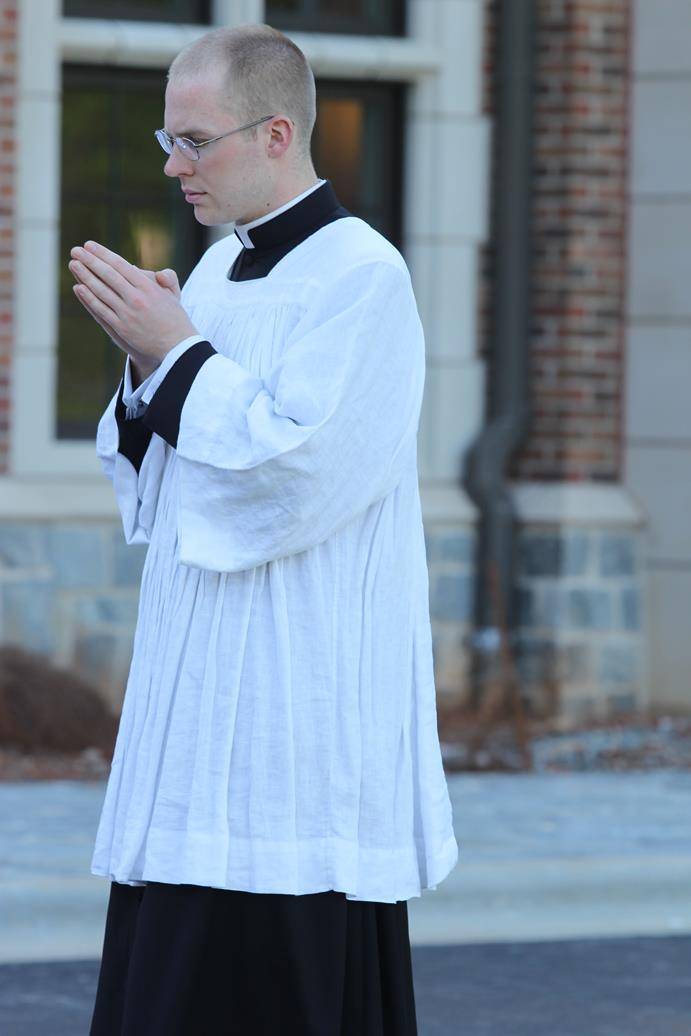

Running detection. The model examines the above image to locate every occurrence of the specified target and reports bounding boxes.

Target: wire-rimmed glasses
[154,114,276,161]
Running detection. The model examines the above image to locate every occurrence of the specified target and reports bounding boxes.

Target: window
[313,80,405,248]
[57,68,403,439]
[266,0,405,36]
[63,0,210,23]
[57,65,207,440]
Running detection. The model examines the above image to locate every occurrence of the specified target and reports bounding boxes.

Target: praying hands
[68,240,199,374]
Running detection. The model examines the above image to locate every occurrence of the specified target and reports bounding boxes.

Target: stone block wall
[0,519,146,713]
[1,517,477,715]
[425,523,476,703]
[0,515,649,721]
[514,524,647,719]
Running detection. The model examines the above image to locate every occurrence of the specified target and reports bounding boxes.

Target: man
[73,23,458,1036]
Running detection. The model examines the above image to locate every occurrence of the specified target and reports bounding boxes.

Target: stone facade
[471,0,651,719]
[1,0,684,722]
[1,518,476,716]
[425,523,476,703]
[0,520,145,713]
[514,524,646,719]
[625,0,691,709]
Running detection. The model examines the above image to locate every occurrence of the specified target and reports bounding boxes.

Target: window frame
[57,62,207,440]
[313,77,405,250]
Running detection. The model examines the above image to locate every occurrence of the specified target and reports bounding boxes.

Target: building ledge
[511,482,646,528]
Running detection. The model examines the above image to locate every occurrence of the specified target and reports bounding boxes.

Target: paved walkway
[1,771,690,1032]
[2,935,690,1035]
[1,771,690,961]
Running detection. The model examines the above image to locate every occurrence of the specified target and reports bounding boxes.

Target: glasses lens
[154,131,199,160]
[155,129,172,154]
[177,137,199,161]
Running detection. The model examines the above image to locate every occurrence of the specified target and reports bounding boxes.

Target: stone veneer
[424,523,476,703]
[0,517,647,722]
[514,525,646,719]
[0,520,146,713]
[1,518,478,716]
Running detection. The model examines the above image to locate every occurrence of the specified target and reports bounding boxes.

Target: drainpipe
[464,0,536,705]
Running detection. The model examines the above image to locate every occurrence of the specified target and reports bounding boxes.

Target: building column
[484,0,647,719]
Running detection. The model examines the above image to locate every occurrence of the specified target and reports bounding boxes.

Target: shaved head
[167,23,317,163]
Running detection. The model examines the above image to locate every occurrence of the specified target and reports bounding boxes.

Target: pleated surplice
[91,220,459,904]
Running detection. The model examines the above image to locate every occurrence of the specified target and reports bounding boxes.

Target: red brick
[480,0,630,482]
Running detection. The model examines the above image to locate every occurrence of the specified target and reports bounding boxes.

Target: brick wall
[0,0,15,475]
[481,0,632,482]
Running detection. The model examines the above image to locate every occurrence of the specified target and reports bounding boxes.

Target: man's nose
[163,147,195,178]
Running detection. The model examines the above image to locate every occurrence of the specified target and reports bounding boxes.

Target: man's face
[162,66,273,226]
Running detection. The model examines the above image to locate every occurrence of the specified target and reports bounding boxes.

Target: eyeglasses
[154,114,276,162]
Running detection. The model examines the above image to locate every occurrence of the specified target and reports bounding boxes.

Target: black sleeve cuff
[115,377,154,476]
[142,340,217,449]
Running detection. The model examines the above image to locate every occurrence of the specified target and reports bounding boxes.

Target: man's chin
[193,207,215,226]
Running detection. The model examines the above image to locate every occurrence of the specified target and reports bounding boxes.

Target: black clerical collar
[227,179,351,282]
[233,180,341,253]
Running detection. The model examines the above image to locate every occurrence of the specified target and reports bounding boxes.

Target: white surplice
[90,207,459,903]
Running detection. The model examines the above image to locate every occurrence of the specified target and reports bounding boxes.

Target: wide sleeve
[95,336,205,544]
[95,369,168,545]
[140,259,426,572]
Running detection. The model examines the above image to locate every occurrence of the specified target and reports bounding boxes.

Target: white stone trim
[59,20,440,78]
[282,32,439,79]
[511,483,646,528]
[0,477,117,519]
[420,484,478,524]
[0,476,479,524]
[215,0,264,25]
[12,0,82,477]
[404,0,489,488]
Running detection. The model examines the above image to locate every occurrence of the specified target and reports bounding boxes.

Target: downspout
[464,0,536,705]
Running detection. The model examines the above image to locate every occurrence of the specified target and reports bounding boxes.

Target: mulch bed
[0,746,111,782]
[1,711,690,780]
[438,706,691,773]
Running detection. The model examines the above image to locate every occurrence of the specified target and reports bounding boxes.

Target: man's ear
[267,116,294,159]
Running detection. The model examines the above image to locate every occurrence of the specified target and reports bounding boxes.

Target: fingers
[69,246,141,306]
[72,282,119,328]
[69,257,124,313]
[74,286,111,329]
[79,240,144,289]
[74,287,127,352]
[69,240,154,309]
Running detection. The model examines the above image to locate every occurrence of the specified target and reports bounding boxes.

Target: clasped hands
[68,240,199,377]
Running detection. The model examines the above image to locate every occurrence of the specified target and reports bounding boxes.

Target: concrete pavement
[1,770,690,961]
[1,771,691,1034]
[2,935,691,1035]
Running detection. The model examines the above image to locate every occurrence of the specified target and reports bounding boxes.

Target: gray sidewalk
[2,935,691,1036]
[1,770,690,962]
[1,771,691,1035]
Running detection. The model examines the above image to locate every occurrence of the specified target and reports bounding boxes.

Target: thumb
[155,268,181,297]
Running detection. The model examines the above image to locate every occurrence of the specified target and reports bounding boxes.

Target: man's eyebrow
[167,128,213,139]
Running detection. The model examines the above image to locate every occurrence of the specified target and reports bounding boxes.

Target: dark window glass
[57,65,206,441]
[266,0,405,36]
[313,80,404,248]
[63,0,210,23]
